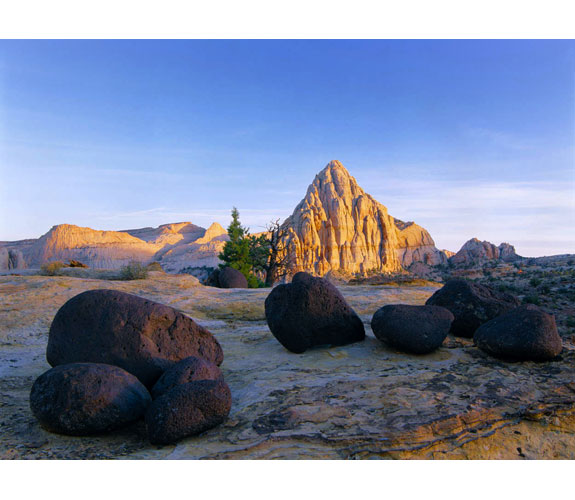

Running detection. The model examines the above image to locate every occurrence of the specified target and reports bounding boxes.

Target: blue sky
[0,40,573,256]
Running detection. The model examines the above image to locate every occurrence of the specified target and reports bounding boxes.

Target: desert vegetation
[218,208,293,287]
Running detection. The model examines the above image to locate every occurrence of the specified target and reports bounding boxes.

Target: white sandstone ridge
[450,238,521,266]
[280,160,449,276]
[0,222,229,272]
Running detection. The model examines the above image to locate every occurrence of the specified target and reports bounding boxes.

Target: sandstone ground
[1,272,574,459]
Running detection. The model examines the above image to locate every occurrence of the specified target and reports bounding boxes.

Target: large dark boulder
[218,267,248,289]
[146,379,232,445]
[474,305,562,361]
[151,356,224,399]
[371,304,454,354]
[425,279,520,338]
[265,272,365,353]
[47,289,224,387]
[30,363,151,436]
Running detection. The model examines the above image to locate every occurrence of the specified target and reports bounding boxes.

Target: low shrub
[119,261,149,280]
[146,262,164,272]
[523,294,541,306]
[41,261,65,276]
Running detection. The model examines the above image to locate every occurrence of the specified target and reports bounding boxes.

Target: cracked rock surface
[1,272,574,459]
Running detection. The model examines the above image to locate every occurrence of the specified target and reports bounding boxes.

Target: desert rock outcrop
[280,160,447,276]
[450,238,521,266]
[0,221,229,272]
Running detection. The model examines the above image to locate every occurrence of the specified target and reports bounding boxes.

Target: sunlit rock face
[1,222,229,271]
[281,160,445,276]
[394,219,449,267]
[450,238,521,267]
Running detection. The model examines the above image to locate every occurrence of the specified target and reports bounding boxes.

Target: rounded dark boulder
[47,289,224,387]
[30,362,151,436]
[474,304,562,361]
[146,379,232,445]
[205,268,220,287]
[425,279,520,338]
[264,272,365,353]
[371,304,454,354]
[151,356,224,399]
[218,267,248,289]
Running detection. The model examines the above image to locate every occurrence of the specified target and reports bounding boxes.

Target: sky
[0,39,574,256]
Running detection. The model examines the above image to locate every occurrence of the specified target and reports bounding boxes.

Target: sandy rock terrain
[1,272,574,459]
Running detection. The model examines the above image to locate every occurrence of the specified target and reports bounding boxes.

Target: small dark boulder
[218,267,248,289]
[151,356,224,399]
[371,304,454,354]
[30,363,151,436]
[265,272,365,353]
[47,289,223,387]
[146,379,232,445]
[204,268,220,287]
[425,279,520,337]
[474,304,562,361]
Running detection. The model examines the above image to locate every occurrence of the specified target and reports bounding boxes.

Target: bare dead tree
[262,219,295,286]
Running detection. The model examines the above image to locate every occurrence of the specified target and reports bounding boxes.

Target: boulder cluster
[30,289,231,445]
[265,274,563,362]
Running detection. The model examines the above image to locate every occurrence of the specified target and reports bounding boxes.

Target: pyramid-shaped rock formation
[280,160,447,276]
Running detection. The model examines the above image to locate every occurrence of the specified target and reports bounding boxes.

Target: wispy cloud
[464,126,535,151]
[365,175,575,256]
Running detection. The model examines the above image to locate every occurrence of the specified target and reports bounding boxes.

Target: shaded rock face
[371,304,454,354]
[218,267,248,289]
[265,272,365,353]
[426,279,521,338]
[47,289,223,386]
[0,248,26,270]
[146,379,232,445]
[280,160,445,276]
[29,363,151,436]
[474,305,562,361]
[450,238,521,267]
[151,356,224,399]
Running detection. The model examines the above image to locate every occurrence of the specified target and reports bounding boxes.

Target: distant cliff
[0,222,229,271]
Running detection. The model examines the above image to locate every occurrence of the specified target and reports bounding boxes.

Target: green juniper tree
[219,207,261,288]
[219,208,294,287]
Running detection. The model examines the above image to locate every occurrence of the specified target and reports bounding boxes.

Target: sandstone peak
[281,160,447,276]
[194,222,228,244]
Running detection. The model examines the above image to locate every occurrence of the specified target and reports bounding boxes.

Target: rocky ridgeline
[0,221,229,272]
[30,290,231,445]
[449,238,521,267]
[265,273,562,361]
